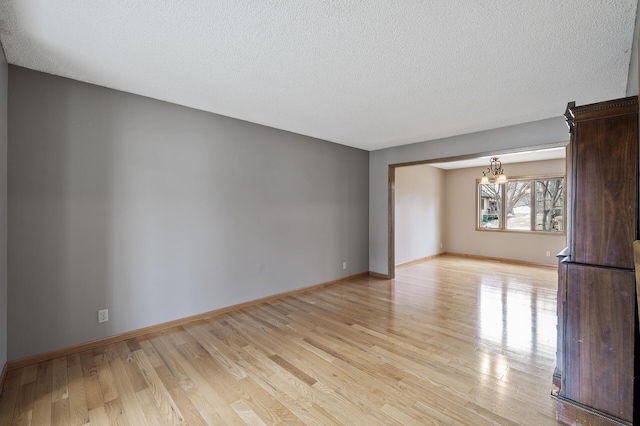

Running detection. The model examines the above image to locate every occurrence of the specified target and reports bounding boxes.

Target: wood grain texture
[557,96,638,426]
[556,398,630,426]
[562,264,635,421]
[568,96,638,269]
[443,251,558,268]
[3,272,370,372]
[0,256,562,425]
[368,271,389,279]
[635,240,640,331]
[394,253,443,268]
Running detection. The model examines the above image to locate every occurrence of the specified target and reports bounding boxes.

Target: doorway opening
[387,146,567,279]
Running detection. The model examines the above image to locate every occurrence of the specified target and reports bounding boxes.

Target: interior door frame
[386,144,567,279]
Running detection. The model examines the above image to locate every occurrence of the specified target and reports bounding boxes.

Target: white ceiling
[428,147,565,170]
[0,1,636,151]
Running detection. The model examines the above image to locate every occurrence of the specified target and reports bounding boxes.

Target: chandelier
[480,157,507,184]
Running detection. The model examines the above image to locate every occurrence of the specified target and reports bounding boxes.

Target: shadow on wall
[7,68,369,360]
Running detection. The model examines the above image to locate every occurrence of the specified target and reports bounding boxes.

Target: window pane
[479,183,502,229]
[535,179,564,232]
[506,181,531,230]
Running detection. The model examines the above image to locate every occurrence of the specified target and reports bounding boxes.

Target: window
[478,176,564,233]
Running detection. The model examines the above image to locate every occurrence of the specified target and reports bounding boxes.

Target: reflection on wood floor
[0,255,562,425]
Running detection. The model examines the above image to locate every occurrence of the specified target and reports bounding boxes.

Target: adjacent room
[0,1,638,425]
[393,149,567,272]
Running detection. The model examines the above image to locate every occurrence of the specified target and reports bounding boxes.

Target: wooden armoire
[555,96,639,425]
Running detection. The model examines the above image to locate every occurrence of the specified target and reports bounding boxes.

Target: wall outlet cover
[98,309,108,323]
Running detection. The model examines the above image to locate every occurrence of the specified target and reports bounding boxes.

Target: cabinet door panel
[563,264,635,422]
[572,113,637,269]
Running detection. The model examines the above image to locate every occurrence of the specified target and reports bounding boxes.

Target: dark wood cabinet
[564,264,635,420]
[555,96,638,426]
[570,98,638,269]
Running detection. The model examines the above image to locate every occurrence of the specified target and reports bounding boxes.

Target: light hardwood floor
[0,256,562,425]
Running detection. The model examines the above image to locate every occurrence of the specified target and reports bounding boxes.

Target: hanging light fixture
[481,157,507,183]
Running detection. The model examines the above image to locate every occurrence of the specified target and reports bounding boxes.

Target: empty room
[0,1,638,425]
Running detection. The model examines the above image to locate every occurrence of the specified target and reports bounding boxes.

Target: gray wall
[370,117,569,275]
[627,0,640,96]
[0,45,7,371]
[7,66,369,360]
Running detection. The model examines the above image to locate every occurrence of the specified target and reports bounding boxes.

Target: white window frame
[476,174,565,234]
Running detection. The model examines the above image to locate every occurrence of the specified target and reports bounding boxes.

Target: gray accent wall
[370,118,569,275]
[0,45,8,371]
[7,66,369,360]
[627,0,640,96]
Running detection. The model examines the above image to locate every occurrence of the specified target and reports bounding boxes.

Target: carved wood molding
[566,96,638,124]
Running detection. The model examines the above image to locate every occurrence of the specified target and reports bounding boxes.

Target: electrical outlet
[546,251,551,257]
[98,309,108,323]
[343,261,347,269]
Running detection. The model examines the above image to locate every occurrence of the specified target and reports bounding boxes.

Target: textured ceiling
[0,1,636,151]
[429,147,565,170]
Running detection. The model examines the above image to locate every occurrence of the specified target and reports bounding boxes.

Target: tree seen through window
[478,176,564,233]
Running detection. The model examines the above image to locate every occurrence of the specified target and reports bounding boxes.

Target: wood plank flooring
[0,256,562,425]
